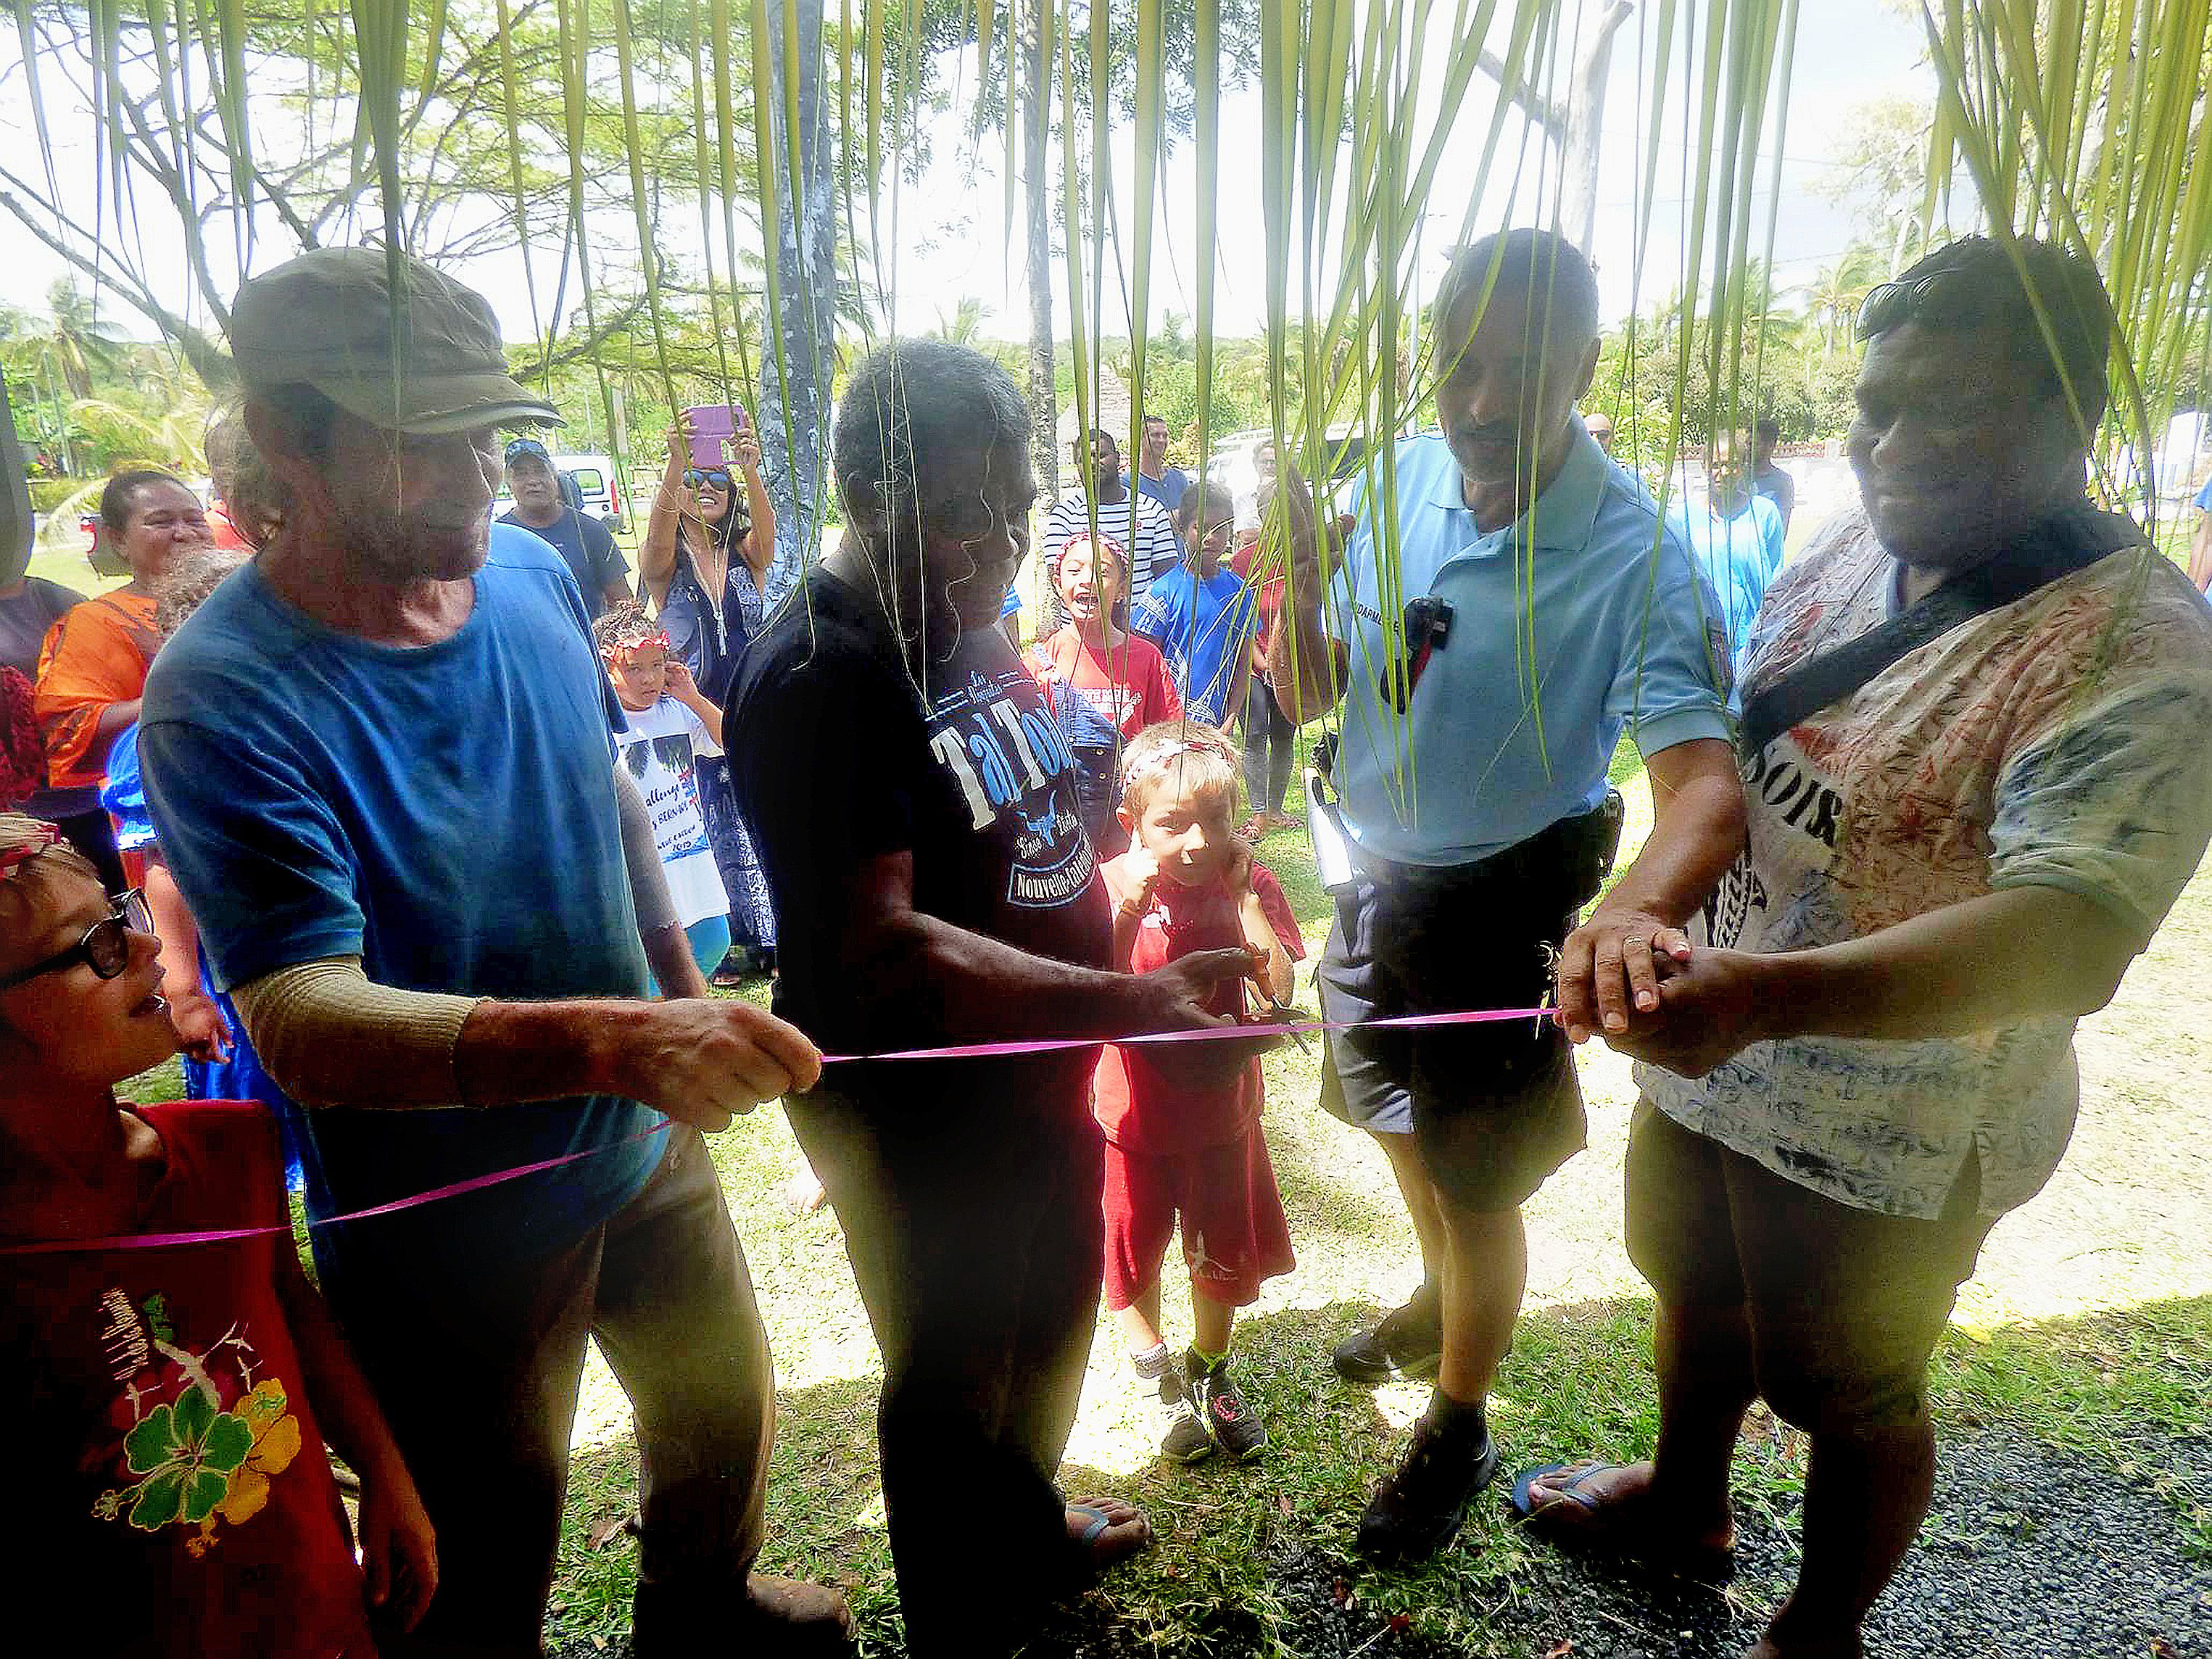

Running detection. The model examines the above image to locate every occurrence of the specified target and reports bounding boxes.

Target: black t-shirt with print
[729,565,1111,1120]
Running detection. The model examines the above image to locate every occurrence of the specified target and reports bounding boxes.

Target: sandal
[1509,1460,1736,1584]
[1238,813,1269,842]
[1065,1496,1151,1576]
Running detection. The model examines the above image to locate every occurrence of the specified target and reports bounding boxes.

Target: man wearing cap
[138,247,852,1656]
[501,436,631,620]
[1269,227,1744,1563]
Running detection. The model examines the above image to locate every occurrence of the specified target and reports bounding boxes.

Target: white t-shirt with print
[1643,507,2212,1221]
[612,695,732,930]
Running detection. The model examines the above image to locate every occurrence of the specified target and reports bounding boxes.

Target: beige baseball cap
[228,247,562,436]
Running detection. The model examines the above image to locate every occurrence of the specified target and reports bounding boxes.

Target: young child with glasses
[1094,722,1305,1465]
[0,812,436,1654]
[592,603,735,979]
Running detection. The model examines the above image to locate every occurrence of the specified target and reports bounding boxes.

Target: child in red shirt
[0,814,436,1657]
[1095,724,1303,1463]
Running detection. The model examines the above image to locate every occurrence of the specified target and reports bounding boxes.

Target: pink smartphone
[684,404,747,469]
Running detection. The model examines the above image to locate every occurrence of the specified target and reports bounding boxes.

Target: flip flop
[1509,1460,1736,1584]
[1065,1498,1152,1567]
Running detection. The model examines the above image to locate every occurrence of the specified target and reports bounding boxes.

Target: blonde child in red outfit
[1095,724,1304,1463]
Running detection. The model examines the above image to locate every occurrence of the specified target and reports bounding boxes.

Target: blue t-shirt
[1127,467,1192,518]
[2195,476,2212,513]
[98,721,155,854]
[138,526,662,1276]
[1131,564,1258,727]
[1665,491,1785,665]
[1330,430,1731,866]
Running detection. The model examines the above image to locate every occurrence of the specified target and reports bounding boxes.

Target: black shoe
[1333,1283,1443,1383]
[711,948,754,989]
[1356,1415,1500,1564]
[1188,1350,1268,1462]
[1151,1360,1216,1463]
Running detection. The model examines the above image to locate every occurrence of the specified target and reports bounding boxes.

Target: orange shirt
[34,589,160,790]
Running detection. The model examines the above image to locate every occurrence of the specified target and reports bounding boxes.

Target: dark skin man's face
[1088,434,1122,495]
[1847,320,2088,573]
[1433,279,1601,533]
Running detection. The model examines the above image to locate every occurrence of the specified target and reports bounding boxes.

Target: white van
[493,450,629,534]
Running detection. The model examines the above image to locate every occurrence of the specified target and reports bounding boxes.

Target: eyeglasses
[684,468,733,490]
[1855,270,1987,342]
[0,889,153,993]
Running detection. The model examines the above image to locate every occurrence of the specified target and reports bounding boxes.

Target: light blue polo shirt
[1330,429,1731,866]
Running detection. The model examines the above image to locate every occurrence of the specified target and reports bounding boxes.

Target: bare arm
[840,848,1248,1046]
[1556,737,1747,1042]
[233,959,817,1132]
[1611,886,2140,1079]
[664,661,725,748]
[141,849,230,1063]
[273,1252,437,1629]
[1263,478,1351,726]
[725,423,779,584]
[640,423,690,608]
[1238,892,1294,1004]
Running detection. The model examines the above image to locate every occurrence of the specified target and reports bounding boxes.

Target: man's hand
[359,1460,439,1632]
[165,990,234,1064]
[1126,946,1275,1093]
[608,999,825,1131]
[1555,903,1695,1044]
[1599,946,1772,1077]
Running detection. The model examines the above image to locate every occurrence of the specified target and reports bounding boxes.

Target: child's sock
[1131,1341,1173,1381]
[1422,1386,1488,1443]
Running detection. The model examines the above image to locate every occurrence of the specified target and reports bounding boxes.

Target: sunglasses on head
[0,889,152,992]
[1855,270,1989,342]
[684,468,734,490]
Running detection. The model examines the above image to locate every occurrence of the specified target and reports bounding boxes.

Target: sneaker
[1356,1415,1500,1564]
[1151,1360,1216,1464]
[1188,1351,1268,1461]
[1332,1282,1443,1383]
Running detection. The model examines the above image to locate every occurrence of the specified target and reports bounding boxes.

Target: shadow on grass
[550,1293,2212,1657]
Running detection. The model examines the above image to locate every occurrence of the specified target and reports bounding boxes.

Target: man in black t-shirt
[730,342,1249,1659]
[499,437,631,618]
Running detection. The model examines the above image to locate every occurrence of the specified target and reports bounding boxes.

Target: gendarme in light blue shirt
[1331,429,1731,866]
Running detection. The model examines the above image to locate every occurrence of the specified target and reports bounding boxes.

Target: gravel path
[1018,1424,2212,1659]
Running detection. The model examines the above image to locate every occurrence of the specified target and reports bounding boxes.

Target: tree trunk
[1560,1,1635,255]
[758,0,837,584]
[1019,0,1059,502]
[1,374,33,584]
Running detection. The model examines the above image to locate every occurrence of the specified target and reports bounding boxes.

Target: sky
[0,1,1937,348]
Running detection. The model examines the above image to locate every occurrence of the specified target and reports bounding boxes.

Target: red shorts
[1100,1125,1297,1311]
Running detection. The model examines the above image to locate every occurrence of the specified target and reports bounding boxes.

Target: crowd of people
[4,222,2211,1659]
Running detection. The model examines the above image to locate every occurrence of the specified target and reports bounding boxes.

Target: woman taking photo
[641,418,782,982]
[33,470,212,890]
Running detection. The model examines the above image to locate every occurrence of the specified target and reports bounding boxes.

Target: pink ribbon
[1,1004,1552,1257]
